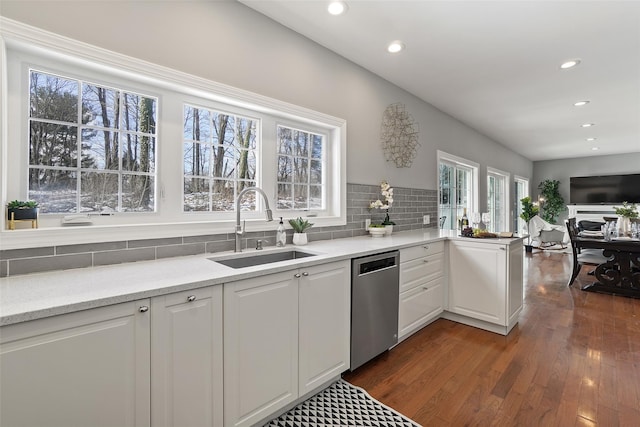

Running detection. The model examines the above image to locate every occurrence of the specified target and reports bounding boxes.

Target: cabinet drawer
[400,241,444,262]
[400,252,444,293]
[399,277,444,338]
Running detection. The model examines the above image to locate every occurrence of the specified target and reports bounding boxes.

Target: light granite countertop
[0,230,525,326]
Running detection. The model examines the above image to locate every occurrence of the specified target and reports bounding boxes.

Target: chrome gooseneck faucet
[235,187,274,252]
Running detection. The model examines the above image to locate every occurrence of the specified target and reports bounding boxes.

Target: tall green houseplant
[519,196,539,247]
[538,179,566,224]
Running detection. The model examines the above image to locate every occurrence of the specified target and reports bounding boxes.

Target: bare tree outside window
[183,105,257,212]
[276,125,325,210]
[28,70,157,214]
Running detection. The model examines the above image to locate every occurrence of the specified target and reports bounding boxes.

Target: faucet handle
[256,239,269,250]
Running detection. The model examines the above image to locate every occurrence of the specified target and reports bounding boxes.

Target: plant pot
[292,233,308,245]
[384,224,393,236]
[8,207,38,220]
[617,217,631,237]
[525,245,533,253]
[368,227,386,238]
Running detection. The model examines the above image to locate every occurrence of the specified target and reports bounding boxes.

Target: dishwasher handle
[354,251,399,276]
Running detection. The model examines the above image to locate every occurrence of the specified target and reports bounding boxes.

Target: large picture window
[28,70,157,214]
[183,105,258,212]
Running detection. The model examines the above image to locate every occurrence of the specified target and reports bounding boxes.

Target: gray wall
[0,0,532,209]
[532,152,640,222]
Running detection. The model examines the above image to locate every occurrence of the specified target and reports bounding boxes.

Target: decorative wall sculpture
[380,103,420,168]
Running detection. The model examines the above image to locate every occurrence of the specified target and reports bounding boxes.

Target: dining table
[575,234,640,298]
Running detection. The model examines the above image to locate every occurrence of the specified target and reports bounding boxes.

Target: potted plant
[6,200,39,230]
[288,217,313,245]
[520,196,539,253]
[614,201,638,237]
[368,223,387,238]
[537,179,566,224]
[369,180,395,235]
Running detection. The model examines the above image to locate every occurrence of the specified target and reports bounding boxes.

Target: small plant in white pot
[288,217,313,245]
[368,223,387,238]
[614,201,638,237]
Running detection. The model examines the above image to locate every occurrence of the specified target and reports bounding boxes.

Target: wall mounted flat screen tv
[570,174,640,204]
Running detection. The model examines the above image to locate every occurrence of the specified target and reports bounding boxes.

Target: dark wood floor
[344,249,640,426]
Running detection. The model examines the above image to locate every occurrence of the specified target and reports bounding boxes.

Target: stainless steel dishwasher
[350,250,400,370]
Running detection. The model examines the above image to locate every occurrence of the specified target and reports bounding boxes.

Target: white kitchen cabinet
[151,286,223,427]
[223,270,299,427]
[0,300,151,427]
[298,260,350,396]
[223,260,350,427]
[446,239,523,335]
[398,241,446,340]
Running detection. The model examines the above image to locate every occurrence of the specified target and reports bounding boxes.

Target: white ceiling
[239,0,640,162]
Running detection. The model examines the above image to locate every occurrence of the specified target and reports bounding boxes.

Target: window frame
[27,68,159,215]
[486,166,510,233]
[437,150,479,230]
[514,176,530,234]
[274,123,328,212]
[0,20,346,250]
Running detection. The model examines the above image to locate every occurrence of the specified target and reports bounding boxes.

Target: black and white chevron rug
[263,379,421,427]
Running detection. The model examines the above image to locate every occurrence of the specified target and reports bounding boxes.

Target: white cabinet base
[447,239,523,336]
[151,286,223,427]
[441,310,520,336]
[398,276,444,341]
[0,300,150,427]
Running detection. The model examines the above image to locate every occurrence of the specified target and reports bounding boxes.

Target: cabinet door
[224,271,298,427]
[299,260,350,396]
[0,300,150,427]
[399,276,444,339]
[448,240,506,325]
[151,286,223,427]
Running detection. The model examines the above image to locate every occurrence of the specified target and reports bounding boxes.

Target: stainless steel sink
[209,250,317,269]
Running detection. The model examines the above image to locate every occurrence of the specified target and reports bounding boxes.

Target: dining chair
[566,218,610,286]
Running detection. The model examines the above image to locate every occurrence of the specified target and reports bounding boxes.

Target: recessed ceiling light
[586,137,597,141]
[327,1,348,15]
[387,41,405,53]
[574,100,590,107]
[591,147,599,151]
[560,59,581,69]
[581,123,595,128]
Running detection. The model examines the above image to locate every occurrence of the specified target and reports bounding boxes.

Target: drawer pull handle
[302,272,309,276]
[294,273,301,278]
[499,247,506,251]
[187,295,196,302]
[139,306,149,313]
[422,286,429,290]
[423,245,429,250]
[423,259,429,263]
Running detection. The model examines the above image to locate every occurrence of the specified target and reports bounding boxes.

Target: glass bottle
[276,217,286,247]
[461,208,469,229]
